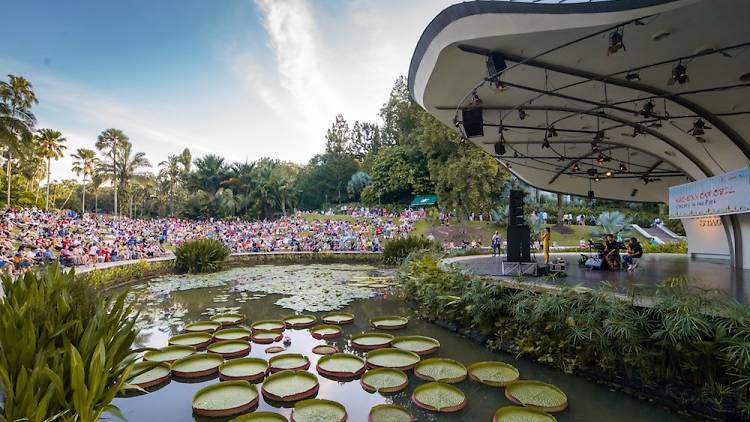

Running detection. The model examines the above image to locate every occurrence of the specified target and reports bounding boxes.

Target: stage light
[619,163,627,172]
[668,62,689,85]
[605,170,613,177]
[608,29,625,55]
[587,168,598,176]
[688,118,711,137]
[518,108,527,120]
[631,188,638,197]
[547,125,558,137]
[513,151,520,158]
[542,134,551,149]
[588,190,595,200]
[494,142,506,156]
[640,100,656,117]
[572,163,580,172]
[594,176,601,182]
[593,131,605,142]
[625,72,640,81]
[591,142,599,152]
[471,91,482,105]
[486,52,507,88]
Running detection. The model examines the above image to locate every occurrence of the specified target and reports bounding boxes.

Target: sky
[0,0,457,181]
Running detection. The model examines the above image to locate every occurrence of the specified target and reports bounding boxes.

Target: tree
[361,145,431,205]
[348,121,381,162]
[297,153,359,210]
[378,76,422,147]
[159,155,182,216]
[95,128,128,215]
[324,115,351,155]
[0,75,37,207]
[36,128,67,211]
[117,142,151,218]
[71,148,98,214]
[346,171,370,201]
[270,161,301,215]
[189,154,228,195]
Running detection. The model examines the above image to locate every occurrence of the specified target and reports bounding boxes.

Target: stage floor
[447,253,750,303]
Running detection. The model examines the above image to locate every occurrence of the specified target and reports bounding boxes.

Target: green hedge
[643,240,688,254]
[174,238,230,273]
[382,235,442,265]
[399,253,750,419]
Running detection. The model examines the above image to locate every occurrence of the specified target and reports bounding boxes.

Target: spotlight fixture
[594,176,601,182]
[640,100,656,117]
[631,188,638,197]
[513,151,520,158]
[591,142,600,152]
[587,190,595,200]
[572,163,580,172]
[547,125,558,137]
[494,142,506,156]
[486,52,507,88]
[605,170,613,177]
[668,62,689,85]
[619,163,628,172]
[688,118,711,137]
[471,91,482,105]
[542,135,551,149]
[607,28,625,55]
[625,72,641,81]
[593,130,606,142]
[518,108,527,120]
[587,168,598,177]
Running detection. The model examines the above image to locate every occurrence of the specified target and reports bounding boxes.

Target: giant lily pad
[467,361,519,387]
[368,404,413,422]
[391,336,440,355]
[291,399,347,422]
[321,312,354,325]
[269,353,311,372]
[185,320,221,332]
[207,340,252,358]
[230,412,288,422]
[505,380,568,413]
[351,332,394,351]
[370,316,408,330]
[266,346,286,354]
[284,314,317,328]
[192,380,259,417]
[310,324,343,340]
[210,313,246,326]
[143,345,196,363]
[127,361,171,389]
[312,344,339,355]
[316,353,366,378]
[168,332,212,350]
[359,368,408,393]
[252,320,286,332]
[262,370,319,402]
[219,357,269,382]
[414,358,467,383]
[172,353,224,378]
[493,406,558,422]
[411,382,467,412]
[214,327,252,342]
[252,329,284,344]
[366,348,420,370]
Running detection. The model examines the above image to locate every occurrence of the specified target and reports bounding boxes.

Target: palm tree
[36,129,67,211]
[0,75,37,207]
[71,148,97,213]
[159,154,182,216]
[95,128,128,216]
[592,211,632,237]
[179,148,192,173]
[117,142,151,217]
[91,174,103,213]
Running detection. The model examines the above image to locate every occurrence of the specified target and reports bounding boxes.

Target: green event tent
[409,195,438,208]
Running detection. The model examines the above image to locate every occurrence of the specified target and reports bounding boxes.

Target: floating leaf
[292,399,347,422]
[359,368,408,393]
[505,380,568,412]
[467,361,519,387]
[414,358,467,383]
[192,380,259,417]
[411,382,467,412]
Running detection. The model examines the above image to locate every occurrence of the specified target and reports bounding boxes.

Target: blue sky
[1,0,456,179]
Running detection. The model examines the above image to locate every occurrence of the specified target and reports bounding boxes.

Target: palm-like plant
[0,75,37,207]
[159,155,182,216]
[592,211,632,237]
[36,128,67,211]
[95,128,128,216]
[71,148,98,213]
[117,142,151,217]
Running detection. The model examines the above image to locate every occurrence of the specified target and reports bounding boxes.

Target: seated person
[600,234,621,270]
[622,237,643,270]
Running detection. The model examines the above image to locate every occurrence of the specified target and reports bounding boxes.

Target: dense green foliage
[399,253,750,418]
[0,265,137,421]
[174,238,230,273]
[643,240,688,254]
[382,236,442,265]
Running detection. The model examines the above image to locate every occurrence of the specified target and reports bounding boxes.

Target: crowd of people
[0,207,425,274]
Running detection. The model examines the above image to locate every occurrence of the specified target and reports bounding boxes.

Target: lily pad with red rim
[251,320,286,332]
[185,320,222,332]
[467,361,519,387]
[219,357,269,382]
[291,399,347,422]
[414,358,467,383]
[261,370,319,402]
[493,406,558,422]
[312,344,339,355]
[321,312,354,325]
[411,382,467,413]
[365,348,420,371]
[229,411,288,422]
[143,345,196,363]
[265,346,286,354]
[169,332,213,350]
[252,329,284,344]
[269,353,311,372]
[208,340,252,358]
[316,353,366,378]
[391,336,440,355]
[127,361,171,389]
[359,368,408,393]
[210,313,246,326]
[351,332,394,351]
[283,314,317,328]
[192,380,259,417]
[505,380,568,413]
[370,316,408,330]
[171,353,224,378]
[368,404,413,422]
[310,324,343,340]
[213,327,252,342]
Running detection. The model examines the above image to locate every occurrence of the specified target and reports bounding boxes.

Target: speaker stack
[507,190,531,262]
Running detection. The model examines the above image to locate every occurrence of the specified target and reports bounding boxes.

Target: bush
[174,238,230,273]
[383,235,442,265]
[0,264,137,422]
[663,217,686,236]
[643,240,688,254]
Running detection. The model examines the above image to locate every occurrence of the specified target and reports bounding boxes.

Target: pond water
[114,264,687,422]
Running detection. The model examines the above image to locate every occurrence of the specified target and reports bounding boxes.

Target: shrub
[0,264,137,422]
[383,235,442,265]
[174,238,230,273]
[662,217,686,236]
[643,240,688,254]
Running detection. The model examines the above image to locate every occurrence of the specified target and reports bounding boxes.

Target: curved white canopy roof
[409,0,750,202]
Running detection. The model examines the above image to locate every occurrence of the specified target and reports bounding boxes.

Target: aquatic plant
[382,235,442,265]
[0,264,138,422]
[174,238,230,273]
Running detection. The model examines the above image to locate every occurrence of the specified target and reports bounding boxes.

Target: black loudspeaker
[507,225,531,262]
[462,108,484,137]
[486,52,507,80]
[587,190,595,200]
[494,142,506,156]
[508,190,525,228]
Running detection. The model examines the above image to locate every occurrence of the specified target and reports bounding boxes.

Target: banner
[669,167,750,219]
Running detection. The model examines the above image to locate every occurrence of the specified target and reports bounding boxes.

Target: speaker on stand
[506,190,530,263]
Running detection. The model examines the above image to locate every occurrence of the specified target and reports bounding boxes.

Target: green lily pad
[316,353,366,378]
[168,332,213,349]
[391,336,440,355]
[266,346,286,354]
[172,353,224,378]
[143,345,195,363]
[262,370,319,402]
[229,411,288,422]
[207,340,252,358]
[310,324,343,339]
[251,329,284,344]
[505,380,568,413]
[283,314,317,328]
[127,361,171,389]
[370,316,408,330]
[467,361,519,387]
[213,327,252,342]
[369,404,413,422]
[351,332,394,351]
[269,353,311,372]
[411,382,467,412]
[366,348,420,370]
[292,399,347,422]
[219,357,269,382]
[493,406,558,422]
[312,344,339,355]
[414,358,467,383]
[185,320,221,332]
[359,368,408,393]
[252,320,286,332]
[210,312,245,326]
[321,312,354,325]
[192,380,259,417]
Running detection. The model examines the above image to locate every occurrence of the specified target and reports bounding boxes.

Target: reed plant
[174,238,230,273]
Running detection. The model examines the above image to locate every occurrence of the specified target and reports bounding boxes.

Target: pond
[114,263,687,421]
